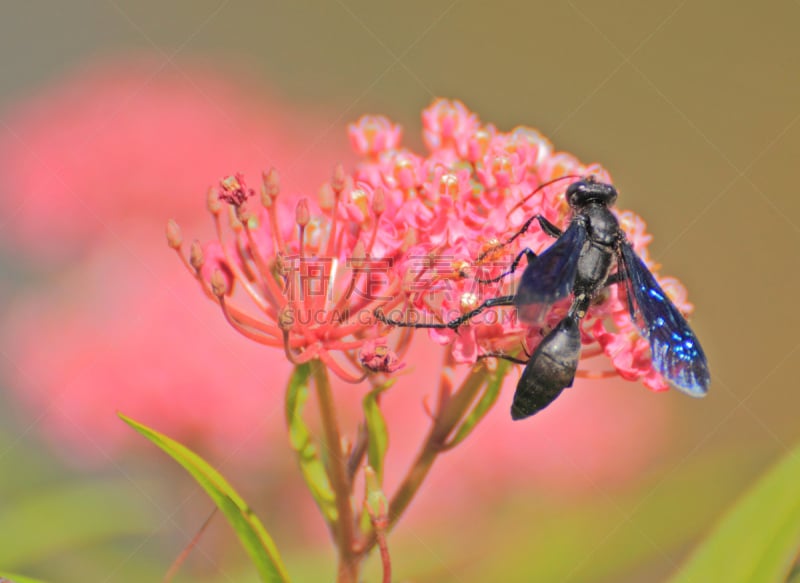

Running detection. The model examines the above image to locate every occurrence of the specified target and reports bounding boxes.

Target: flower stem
[358,364,489,555]
[311,360,359,583]
[375,520,391,583]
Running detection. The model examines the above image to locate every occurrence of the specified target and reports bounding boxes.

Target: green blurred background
[1,1,798,582]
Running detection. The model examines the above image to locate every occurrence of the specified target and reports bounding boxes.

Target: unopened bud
[189,240,204,271]
[372,187,386,215]
[274,252,286,276]
[228,206,243,232]
[364,466,388,521]
[350,240,366,269]
[262,167,280,199]
[331,163,347,193]
[296,198,310,227]
[318,183,335,211]
[207,186,222,214]
[166,219,182,249]
[211,269,227,297]
[236,205,253,225]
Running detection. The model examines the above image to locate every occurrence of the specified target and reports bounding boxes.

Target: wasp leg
[476,214,561,263]
[604,271,625,287]
[375,295,516,330]
[473,213,564,283]
[535,215,563,239]
[506,214,562,245]
[477,352,528,366]
[474,248,536,284]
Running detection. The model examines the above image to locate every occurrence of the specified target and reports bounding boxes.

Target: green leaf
[284,364,338,524]
[362,382,391,484]
[447,359,512,448]
[119,414,290,583]
[669,442,800,583]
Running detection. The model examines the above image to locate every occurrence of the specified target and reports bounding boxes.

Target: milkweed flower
[181,98,695,418]
[170,100,691,515]
[345,99,695,392]
[0,56,347,461]
[172,168,407,384]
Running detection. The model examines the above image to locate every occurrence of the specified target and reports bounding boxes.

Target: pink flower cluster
[185,98,696,395]
[0,57,680,494]
[170,166,408,384]
[345,99,694,391]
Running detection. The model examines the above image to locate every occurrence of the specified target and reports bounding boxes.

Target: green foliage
[284,364,338,524]
[119,414,290,583]
[362,381,392,484]
[669,443,800,583]
[447,359,512,448]
[0,480,151,567]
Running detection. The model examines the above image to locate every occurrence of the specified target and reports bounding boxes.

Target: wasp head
[566,176,618,209]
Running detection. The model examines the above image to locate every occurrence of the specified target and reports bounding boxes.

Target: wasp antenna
[507,174,581,217]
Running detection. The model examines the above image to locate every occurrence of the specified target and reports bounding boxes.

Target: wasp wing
[618,241,710,396]
[513,220,586,310]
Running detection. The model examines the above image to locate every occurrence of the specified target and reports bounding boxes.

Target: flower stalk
[357,361,491,557]
[310,360,359,583]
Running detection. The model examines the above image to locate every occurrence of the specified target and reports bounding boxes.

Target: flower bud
[318,183,335,211]
[210,269,228,297]
[350,240,367,269]
[331,163,347,194]
[262,167,280,201]
[296,198,310,227]
[189,240,204,271]
[371,186,386,216]
[165,219,182,249]
[206,186,222,215]
[364,466,388,521]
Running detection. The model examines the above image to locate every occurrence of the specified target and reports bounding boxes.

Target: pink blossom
[181,99,689,494]
[348,115,403,158]
[346,99,696,396]
[0,56,348,461]
[175,164,407,384]
[0,55,347,262]
[422,98,481,157]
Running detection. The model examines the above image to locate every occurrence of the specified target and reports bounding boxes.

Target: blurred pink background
[0,2,797,582]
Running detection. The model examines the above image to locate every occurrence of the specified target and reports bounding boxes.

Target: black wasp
[377,176,710,420]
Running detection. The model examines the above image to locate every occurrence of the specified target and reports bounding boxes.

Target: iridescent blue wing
[514,220,586,308]
[619,241,709,396]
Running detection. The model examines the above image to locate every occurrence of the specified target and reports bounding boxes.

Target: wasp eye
[566,181,586,206]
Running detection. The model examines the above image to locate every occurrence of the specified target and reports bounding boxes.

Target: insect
[376,176,710,420]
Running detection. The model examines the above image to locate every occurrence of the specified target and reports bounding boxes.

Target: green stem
[311,360,358,583]
[358,364,489,555]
